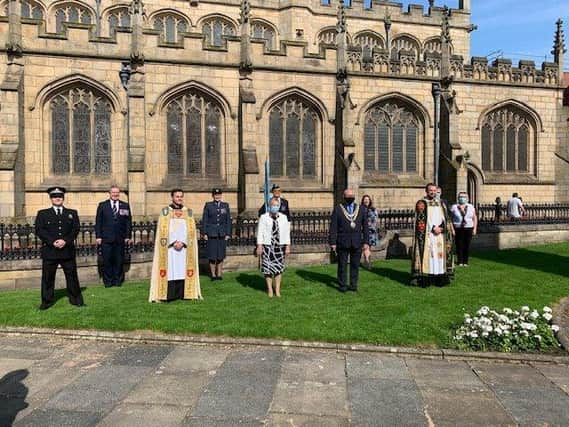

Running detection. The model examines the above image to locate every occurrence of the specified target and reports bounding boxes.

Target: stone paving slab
[159,345,230,374]
[123,372,210,408]
[0,359,36,379]
[266,413,350,427]
[345,353,410,380]
[532,362,569,394]
[13,408,101,427]
[406,359,488,391]
[181,416,264,427]
[190,349,283,422]
[43,365,149,413]
[418,388,516,427]
[105,345,174,367]
[348,378,427,427]
[97,403,189,427]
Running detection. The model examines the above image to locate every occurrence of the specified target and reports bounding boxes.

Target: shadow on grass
[371,266,410,286]
[474,248,569,277]
[235,273,267,292]
[294,269,338,290]
[53,287,87,305]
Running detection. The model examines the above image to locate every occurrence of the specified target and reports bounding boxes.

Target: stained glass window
[480,107,534,173]
[363,102,420,174]
[153,13,188,43]
[108,7,131,35]
[268,98,319,179]
[251,21,276,50]
[165,91,223,177]
[202,17,236,47]
[50,87,112,176]
[54,4,92,33]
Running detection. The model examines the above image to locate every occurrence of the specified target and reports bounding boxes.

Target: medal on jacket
[340,204,359,229]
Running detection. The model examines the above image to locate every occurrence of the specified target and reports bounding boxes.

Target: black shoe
[104,284,112,288]
[211,276,218,282]
[38,302,54,310]
[216,276,223,281]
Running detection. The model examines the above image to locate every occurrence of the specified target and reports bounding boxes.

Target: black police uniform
[35,201,84,308]
[201,201,232,261]
[95,199,132,287]
[328,203,369,292]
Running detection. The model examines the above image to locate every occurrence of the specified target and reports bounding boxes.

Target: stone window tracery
[202,17,236,47]
[50,87,112,176]
[108,7,131,35]
[54,3,92,33]
[317,28,338,45]
[153,13,188,43]
[2,0,44,19]
[390,35,420,61]
[481,107,533,173]
[364,102,420,174]
[251,20,276,50]
[166,91,223,177]
[269,97,319,179]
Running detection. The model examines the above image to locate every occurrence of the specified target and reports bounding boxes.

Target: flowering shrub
[454,306,561,352]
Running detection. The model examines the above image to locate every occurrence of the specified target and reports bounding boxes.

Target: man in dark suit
[202,188,232,281]
[95,185,132,287]
[35,187,84,310]
[258,184,291,220]
[328,188,369,292]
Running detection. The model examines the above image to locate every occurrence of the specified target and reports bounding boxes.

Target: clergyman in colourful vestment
[410,183,454,287]
[149,189,202,302]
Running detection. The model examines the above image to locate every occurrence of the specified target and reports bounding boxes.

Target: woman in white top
[256,197,291,297]
[450,192,478,266]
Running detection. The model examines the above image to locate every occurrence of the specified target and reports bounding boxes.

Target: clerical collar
[169,203,183,210]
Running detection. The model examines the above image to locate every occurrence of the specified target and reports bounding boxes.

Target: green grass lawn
[1,243,568,349]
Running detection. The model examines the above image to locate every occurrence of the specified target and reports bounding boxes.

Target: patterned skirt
[261,244,285,276]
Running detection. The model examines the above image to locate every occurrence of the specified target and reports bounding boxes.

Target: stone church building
[0,0,567,218]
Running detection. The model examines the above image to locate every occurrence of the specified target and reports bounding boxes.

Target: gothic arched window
[251,20,276,50]
[364,102,421,174]
[107,7,131,35]
[2,0,44,19]
[166,91,223,177]
[153,13,188,43]
[390,35,420,61]
[50,87,112,175]
[317,28,338,45]
[202,17,236,47]
[481,107,534,173]
[269,97,320,179]
[54,3,92,33]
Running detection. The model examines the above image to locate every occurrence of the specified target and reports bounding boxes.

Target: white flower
[521,322,533,330]
[534,335,542,341]
[465,318,472,324]
[469,331,479,338]
[530,311,539,320]
[543,306,552,313]
[503,308,513,314]
[551,325,560,332]
[543,313,553,321]
[482,331,489,337]
[521,306,530,312]
[521,330,529,336]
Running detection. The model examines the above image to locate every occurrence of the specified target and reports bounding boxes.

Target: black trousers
[337,247,362,291]
[101,241,125,286]
[41,258,84,306]
[167,280,184,301]
[455,228,474,265]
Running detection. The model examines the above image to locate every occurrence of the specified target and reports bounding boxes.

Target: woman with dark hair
[361,194,378,269]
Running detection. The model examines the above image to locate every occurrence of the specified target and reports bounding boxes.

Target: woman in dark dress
[361,194,379,269]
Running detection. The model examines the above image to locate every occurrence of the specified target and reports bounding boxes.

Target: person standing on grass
[328,188,369,293]
[258,184,291,220]
[95,185,132,287]
[256,197,291,297]
[360,194,378,269]
[149,189,202,302]
[410,183,454,287]
[201,188,232,282]
[450,192,478,267]
[35,187,84,310]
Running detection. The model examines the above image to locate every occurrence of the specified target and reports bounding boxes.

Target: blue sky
[398,0,569,69]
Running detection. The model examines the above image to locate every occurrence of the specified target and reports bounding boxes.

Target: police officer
[35,187,84,310]
[201,188,232,281]
[258,184,291,220]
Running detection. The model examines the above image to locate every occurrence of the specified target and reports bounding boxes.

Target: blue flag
[264,160,271,213]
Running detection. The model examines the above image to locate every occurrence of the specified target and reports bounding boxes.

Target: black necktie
[113,202,118,216]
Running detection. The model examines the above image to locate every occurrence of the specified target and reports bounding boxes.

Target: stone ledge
[1,326,568,364]
[553,296,569,353]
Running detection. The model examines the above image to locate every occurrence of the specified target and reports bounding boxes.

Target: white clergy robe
[168,217,187,281]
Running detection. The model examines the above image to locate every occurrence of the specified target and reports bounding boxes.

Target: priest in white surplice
[149,189,202,302]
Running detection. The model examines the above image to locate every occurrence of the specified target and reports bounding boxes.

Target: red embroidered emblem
[187,269,194,278]
[417,221,426,232]
[174,211,183,218]
[160,269,166,278]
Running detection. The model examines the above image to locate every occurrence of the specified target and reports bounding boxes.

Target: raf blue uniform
[202,201,232,261]
[95,199,132,287]
[35,190,84,308]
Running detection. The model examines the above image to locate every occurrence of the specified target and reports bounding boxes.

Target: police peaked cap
[47,186,66,197]
[212,188,222,195]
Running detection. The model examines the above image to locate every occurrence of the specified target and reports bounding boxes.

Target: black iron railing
[2,203,569,261]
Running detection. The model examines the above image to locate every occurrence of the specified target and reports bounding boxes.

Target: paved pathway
[1,334,569,426]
